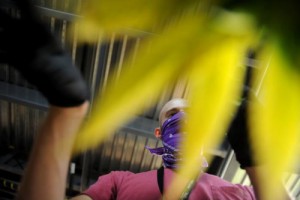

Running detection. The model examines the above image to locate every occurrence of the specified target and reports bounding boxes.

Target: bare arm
[245,166,294,200]
[2,1,90,199]
[16,102,89,200]
[70,195,93,200]
[245,166,266,200]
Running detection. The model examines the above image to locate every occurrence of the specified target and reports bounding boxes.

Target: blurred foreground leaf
[72,13,209,154]
[250,38,300,199]
[166,12,255,198]
[72,0,210,42]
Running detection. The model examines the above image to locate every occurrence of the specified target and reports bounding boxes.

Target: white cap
[159,98,188,126]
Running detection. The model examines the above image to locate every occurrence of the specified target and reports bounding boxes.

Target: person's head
[146,98,188,169]
[154,98,188,139]
[147,98,208,169]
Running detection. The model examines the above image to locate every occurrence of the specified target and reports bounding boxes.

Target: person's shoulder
[198,172,246,187]
[105,169,158,188]
[109,169,157,178]
[196,173,256,200]
[191,173,255,200]
[200,172,253,188]
[199,172,227,182]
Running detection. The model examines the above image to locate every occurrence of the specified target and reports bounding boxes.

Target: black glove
[0,0,89,107]
[227,62,256,169]
[227,94,254,169]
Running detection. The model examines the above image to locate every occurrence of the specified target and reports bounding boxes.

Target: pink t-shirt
[83,168,256,200]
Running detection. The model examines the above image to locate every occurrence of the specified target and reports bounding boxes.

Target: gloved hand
[227,93,254,169]
[0,0,89,107]
[227,63,256,169]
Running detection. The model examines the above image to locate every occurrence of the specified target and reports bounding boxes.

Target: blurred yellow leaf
[72,13,209,154]
[72,8,256,158]
[165,23,254,199]
[182,38,247,177]
[250,39,300,199]
[73,0,211,42]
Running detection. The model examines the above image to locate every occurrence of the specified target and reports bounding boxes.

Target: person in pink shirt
[72,98,256,200]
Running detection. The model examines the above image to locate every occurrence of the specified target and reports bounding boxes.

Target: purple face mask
[146,111,185,169]
[146,111,208,169]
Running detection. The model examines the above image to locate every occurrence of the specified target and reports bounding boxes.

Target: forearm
[245,167,263,200]
[245,166,294,200]
[16,102,89,200]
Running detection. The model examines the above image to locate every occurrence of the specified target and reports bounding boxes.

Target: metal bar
[0,164,22,181]
[115,35,128,80]
[137,137,149,172]
[240,172,248,185]
[219,149,234,178]
[0,154,14,165]
[0,82,159,137]
[108,134,118,170]
[0,0,80,21]
[0,81,48,111]
[89,36,103,104]
[80,151,91,191]
[118,132,128,169]
[128,135,138,170]
[150,140,160,169]
[36,6,81,21]
[101,33,115,93]
[290,175,300,193]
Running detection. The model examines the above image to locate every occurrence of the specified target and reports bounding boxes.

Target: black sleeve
[227,96,254,169]
[0,0,89,107]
